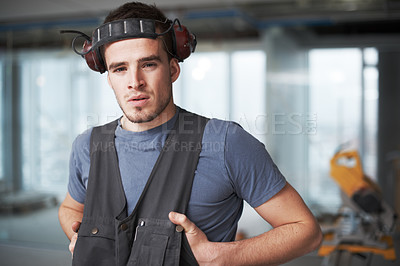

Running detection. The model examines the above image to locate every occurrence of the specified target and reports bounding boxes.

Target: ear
[169,58,180,83]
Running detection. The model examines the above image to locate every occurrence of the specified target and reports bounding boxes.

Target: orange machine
[318,149,397,265]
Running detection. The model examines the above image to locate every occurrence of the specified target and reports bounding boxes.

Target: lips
[128,94,150,107]
[131,96,148,101]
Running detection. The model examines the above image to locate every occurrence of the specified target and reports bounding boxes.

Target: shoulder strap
[134,109,209,218]
[85,119,125,217]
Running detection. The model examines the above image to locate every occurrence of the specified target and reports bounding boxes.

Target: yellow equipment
[318,149,397,266]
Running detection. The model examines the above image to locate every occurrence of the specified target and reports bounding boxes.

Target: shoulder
[204,119,263,150]
[72,119,118,155]
[71,128,93,162]
[203,118,239,140]
[73,128,93,148]
[202,118,266,153]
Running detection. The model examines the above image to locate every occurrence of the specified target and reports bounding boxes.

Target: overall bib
[72,109,208,266]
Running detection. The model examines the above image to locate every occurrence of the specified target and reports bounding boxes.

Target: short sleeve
[224,122,286,208]
[67,128,92,204]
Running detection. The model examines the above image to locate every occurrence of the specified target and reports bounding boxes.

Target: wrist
[205,241,239,265]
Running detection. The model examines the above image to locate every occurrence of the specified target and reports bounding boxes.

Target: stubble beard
[119,92,172,124]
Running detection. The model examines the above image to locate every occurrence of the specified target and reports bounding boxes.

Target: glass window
[20,51,73,193]
[231,50,267,143]
[174,50,267,137]
[308,48,363,209]
[174,52,230,119]
[364,47,379,66]
[363,48,379,179]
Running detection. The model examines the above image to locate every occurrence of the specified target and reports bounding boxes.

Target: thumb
[72,221,81,233]
[169,211,209,260]
[168,211,196,234]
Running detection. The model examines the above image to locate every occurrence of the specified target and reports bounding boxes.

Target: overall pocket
[128,218,181,266]
[72,220,116,266]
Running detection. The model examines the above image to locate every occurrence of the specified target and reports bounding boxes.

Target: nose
[128,68,145,90]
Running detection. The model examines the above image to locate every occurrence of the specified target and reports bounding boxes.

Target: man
[59,1,322,265]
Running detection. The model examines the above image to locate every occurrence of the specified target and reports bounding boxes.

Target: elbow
[308,222,323,252]
[299,219,323,254]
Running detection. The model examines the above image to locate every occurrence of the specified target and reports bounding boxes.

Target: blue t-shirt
[68,108,286,242]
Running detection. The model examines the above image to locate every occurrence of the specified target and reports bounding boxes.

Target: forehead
[104,37,165,61]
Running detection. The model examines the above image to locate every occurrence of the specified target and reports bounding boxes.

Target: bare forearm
[58,194,84,240]
[169,184,323,265]
[58,204,82,239]
[211,221,322,266]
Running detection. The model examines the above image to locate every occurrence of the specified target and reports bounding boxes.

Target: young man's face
[105,37,180,131]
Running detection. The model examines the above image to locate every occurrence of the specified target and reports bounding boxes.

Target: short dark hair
[103,1,174,60]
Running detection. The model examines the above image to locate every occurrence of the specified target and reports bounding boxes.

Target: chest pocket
[128,218,182,266]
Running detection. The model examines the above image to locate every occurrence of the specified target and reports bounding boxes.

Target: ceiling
[1,0,400,48]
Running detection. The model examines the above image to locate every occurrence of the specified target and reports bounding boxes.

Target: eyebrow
[138,55,162,64]
[108,55,162,71]
[108,61,127,71]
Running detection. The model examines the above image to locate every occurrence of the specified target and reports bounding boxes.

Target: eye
[114,66,127,73]
[143,62,157,69]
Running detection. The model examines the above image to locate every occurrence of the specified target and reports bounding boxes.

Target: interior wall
[377,48,400,215]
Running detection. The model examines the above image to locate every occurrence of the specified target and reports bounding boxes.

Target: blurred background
[0,0,399,265]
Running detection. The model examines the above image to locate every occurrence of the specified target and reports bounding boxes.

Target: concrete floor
[0,205,398,266]
[0,205,71,266]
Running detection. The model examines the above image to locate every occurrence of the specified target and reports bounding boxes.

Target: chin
[125,111,159,124]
